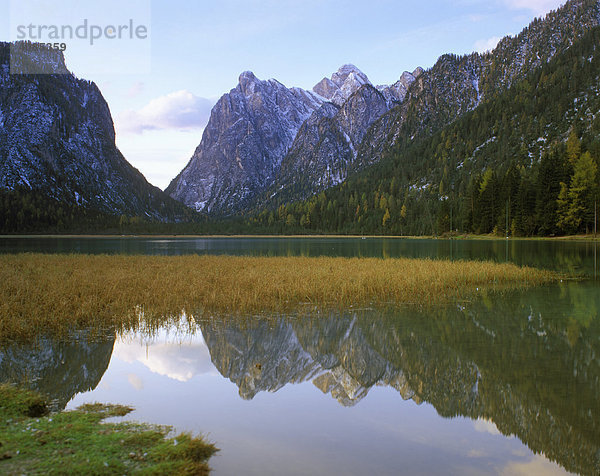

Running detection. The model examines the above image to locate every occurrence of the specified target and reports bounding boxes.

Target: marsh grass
[0,254,560,341]
[0,384,217,474]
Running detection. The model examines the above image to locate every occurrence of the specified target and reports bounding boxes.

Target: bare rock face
[377,67,423,105]
[166,71,322,214]
[313,77,338,100]
[313,64,371,106]
[271,83,390,203]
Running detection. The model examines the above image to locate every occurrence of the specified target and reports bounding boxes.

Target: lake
[1,237,598,475]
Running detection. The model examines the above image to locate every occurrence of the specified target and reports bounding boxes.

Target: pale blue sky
[1,0,565,189]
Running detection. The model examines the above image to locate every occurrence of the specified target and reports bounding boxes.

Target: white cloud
[473,417,501,435]
[474,36,502,53]
[501,454,571,476]
[116,90,215,134]
[502,0,565,16]
[115,333,218,382]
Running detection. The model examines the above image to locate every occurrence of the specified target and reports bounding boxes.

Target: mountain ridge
[168,0,600,219]
[0,42,193,224]
[167,63,416,215]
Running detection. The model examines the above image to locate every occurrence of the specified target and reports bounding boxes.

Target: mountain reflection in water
[0,331,115,411]
[200,282,599,475]
[0,281,598,475]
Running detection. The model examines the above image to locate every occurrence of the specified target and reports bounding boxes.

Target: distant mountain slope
[355,0,600,172]
[0,42,192,222]
[256,66,423,207]
[258,21,600,236]
[170,1,600,219]
[267,83,391,204]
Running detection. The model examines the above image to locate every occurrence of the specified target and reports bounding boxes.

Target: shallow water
[0,236,598,276]
[1,237,598,475]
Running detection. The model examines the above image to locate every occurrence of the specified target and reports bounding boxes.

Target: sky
[1,0,566,189]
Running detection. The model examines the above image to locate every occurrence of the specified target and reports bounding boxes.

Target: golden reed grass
[0,254,559,341]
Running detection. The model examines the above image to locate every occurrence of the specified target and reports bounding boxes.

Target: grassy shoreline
[0,254,560,342]
[0,384,217,474]
[1,233,599,241]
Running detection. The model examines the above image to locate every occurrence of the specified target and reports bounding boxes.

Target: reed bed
[0,254,559,341]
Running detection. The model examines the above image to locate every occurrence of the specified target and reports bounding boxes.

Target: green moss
[0,384,217,475]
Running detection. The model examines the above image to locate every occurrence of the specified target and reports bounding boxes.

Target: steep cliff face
[377,67,423,106]
[165,71,323,214]
[0,42,188,220]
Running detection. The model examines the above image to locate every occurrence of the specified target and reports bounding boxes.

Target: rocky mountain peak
[376,68,422,105]
[313,64,372,106]
[412,66,424,78]
[312,77,338,100]
[238,70,260,95]
[331,64,370,87]
[167,71,323,213]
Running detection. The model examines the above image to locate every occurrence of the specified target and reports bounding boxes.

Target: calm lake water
[1,237,599,475]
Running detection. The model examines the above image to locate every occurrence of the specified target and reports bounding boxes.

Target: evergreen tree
[536,146,568,235]
[557,152,598,233]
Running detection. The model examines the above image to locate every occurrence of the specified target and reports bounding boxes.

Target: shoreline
[0,384,217,474]
[1,233,599,241]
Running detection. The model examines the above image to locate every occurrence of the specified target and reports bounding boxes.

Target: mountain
[167,64,420,215]
[262,66,424,206]
[166,71,323,214]
[256,0,600,236]
[171,2,600,220]
[313,64,371,106]
[269,83,391,204]
[354,0,600,172]
[377,68,423,105]
[0,42,191,223]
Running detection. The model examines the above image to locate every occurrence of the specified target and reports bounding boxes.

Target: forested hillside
[252,26,600,236]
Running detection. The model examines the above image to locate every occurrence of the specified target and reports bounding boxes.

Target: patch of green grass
[0,384,217,475]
